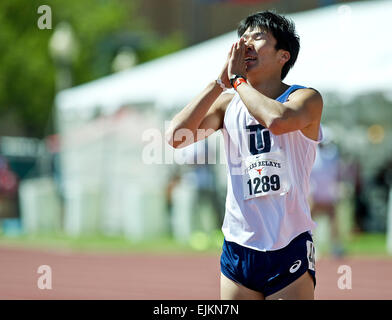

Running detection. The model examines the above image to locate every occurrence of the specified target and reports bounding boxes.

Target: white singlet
[221,84,323,251]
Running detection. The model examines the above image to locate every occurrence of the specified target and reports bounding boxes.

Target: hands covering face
[217,37,247,89]
[228,37,247,80]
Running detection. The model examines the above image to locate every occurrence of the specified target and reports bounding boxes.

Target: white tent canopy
[55,0,392,117]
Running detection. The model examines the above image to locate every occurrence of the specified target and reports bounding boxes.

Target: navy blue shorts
[220,231,316,297]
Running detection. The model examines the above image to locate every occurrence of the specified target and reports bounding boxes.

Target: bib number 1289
[246,174,280,196]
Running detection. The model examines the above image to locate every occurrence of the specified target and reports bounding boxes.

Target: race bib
[242,150,291,200]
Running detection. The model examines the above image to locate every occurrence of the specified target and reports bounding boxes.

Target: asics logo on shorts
[289,260,302,273]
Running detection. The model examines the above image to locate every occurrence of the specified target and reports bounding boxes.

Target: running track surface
[1,246,391,300]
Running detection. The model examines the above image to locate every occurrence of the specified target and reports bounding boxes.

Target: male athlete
[166,11,323,300]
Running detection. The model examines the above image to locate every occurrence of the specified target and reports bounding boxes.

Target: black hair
[237,11,300,80]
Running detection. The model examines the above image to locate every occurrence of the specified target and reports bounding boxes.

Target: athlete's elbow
[165,128,181,149]
[165,127,193,149]
[165,129,176,148]
[268,118,286,136]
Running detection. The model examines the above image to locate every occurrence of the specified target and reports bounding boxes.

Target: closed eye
[253,32,265,40]
[242,31,267,42]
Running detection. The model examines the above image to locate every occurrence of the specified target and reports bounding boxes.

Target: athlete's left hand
[228,37,247,79]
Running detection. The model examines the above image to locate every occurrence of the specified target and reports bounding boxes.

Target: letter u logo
[246,124,271,155]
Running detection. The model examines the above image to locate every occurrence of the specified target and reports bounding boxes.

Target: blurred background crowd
[0,0,391,257]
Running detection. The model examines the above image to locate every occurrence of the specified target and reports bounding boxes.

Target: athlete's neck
[248,76,290,100]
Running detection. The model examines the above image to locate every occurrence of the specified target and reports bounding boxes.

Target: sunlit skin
[166,26,323,146]
[219,27,290,99]
[216,26,323,140]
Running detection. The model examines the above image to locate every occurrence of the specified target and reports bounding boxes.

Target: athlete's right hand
[217,43,235,88]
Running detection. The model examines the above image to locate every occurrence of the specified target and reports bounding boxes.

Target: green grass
[344,233,389,257]
[0,230,224,255]
[0,230,389,257]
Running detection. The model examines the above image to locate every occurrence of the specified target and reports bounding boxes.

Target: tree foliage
[0,0,184,137]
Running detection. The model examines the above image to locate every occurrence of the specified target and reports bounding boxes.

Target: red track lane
[0,246,391,300]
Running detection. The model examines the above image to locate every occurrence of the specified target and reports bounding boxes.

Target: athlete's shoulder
[288,86,323,102]
[286,86,323,111]
[200,91,235,132]
[217,91,236,113]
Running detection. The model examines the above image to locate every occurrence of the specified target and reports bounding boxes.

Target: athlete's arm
[166,44,235,149]
[236,85,323,135]
[228,37,323,136]
[165,84,232,149]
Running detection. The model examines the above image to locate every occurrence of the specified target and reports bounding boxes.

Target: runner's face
[241,27,283,78]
